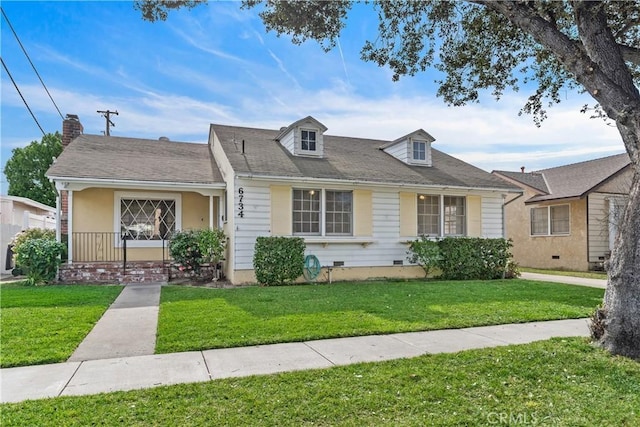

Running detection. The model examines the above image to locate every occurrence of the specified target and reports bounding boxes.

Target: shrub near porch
[156,279,603,353]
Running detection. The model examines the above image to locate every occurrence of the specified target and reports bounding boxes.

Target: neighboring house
[47,115,520,284]
[493,153,631,271]
[1,195,56,275]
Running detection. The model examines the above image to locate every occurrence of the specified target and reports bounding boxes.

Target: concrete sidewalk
[0,318,590,403]
[520,272,607,289]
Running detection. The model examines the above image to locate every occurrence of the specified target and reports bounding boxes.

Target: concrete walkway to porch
[68,284,161,362]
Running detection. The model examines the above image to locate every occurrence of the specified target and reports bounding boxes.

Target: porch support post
[209,195,214,229]
[440,194,445,237]
[68,189,73,264]
[55,189,61,243]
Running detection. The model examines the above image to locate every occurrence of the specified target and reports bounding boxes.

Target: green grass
[0,283,122,368]
[2,338,638,426]
[156,279,604,353]
[520,267,608,280]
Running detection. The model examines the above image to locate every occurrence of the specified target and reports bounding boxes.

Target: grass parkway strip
[1,338,638,426]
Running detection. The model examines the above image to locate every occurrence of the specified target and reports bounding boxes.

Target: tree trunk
[601,162,640,359]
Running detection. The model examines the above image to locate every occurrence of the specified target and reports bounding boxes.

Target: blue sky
[1,1,625,194]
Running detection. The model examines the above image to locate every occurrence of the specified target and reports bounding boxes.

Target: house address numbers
[238,187,244,218]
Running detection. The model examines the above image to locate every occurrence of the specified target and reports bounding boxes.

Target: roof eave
[234,172,522,194]
[48,176,226,194]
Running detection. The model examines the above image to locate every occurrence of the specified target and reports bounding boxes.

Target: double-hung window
[417,194,466,237]
[301,129,317,152]
[293,189,321,235]
[413,140,426,161]
[444,196,466,236]
[417,195,440,235]
[293,189,352,236]
[530,205,570,235]
[325,191,352,235]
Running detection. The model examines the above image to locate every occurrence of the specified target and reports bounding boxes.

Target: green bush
[14,238,66,286]
[169,229,226,279]
[253,236,305,286]
[11,228,59,275]
[12,228,56,253]
[437,237,514,280]
[407,236,442,278]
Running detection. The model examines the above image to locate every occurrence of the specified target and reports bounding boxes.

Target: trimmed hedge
[253,237,305,286]
[437,237,513,280]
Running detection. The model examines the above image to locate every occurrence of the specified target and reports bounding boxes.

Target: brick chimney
[62,114,83,147]
[60,114,83,239]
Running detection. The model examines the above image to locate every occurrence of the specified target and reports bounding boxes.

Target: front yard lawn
[0,283,122,368]
[2,338,638,426]
[157,279,603,354]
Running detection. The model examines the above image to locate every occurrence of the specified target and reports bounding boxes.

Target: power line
[1,6,64,120]
[1,56,45,136]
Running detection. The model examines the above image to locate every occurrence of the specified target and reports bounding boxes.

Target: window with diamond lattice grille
[120,199,176,240]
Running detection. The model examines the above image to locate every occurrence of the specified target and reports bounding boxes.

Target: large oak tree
[137,0,640,359]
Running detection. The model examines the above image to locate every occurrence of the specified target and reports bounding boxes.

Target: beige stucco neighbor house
[47,115,520,284]
[493,153,631,272]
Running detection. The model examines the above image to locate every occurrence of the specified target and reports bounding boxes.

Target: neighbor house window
[292,189,352,236]
[325,191,352,235]
[293,189,321,235]
[444,196,466,236]
[530,205,570,236]
[115,192,181,245]
[413,140,426,161]
[301,129,317,151]
[417,194,440,235]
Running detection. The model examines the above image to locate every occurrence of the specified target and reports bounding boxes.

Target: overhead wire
[1,56,46,136]
[1,6,64,121]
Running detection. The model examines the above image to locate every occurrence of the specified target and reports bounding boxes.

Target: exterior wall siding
[384,141,409,163]
[481,195,504,238]
[228,181,505,284]
[504,188,589,271]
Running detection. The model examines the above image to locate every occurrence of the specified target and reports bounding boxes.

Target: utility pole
[97,109,118,136]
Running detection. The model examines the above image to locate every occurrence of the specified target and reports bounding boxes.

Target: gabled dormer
[381,129,435,166]
[275,116,328,158]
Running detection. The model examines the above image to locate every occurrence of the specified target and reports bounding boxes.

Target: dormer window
[275,116,327,158]
[413,140,427,161]
[301,129,317,152]
[381,129,435,167]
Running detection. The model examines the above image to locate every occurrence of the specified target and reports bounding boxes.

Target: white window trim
[530,204,570,237]
[409,138,430,165]
[300,128,318,153]
[292,188,353,237]
[114,191,182,248]
[417,194,467,237]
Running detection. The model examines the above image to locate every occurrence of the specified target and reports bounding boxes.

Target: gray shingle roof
[528,153,630,202]
[495,153,630,203]
[211,124,520,191]
[492,170,549,194]
[47,134,224,184]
